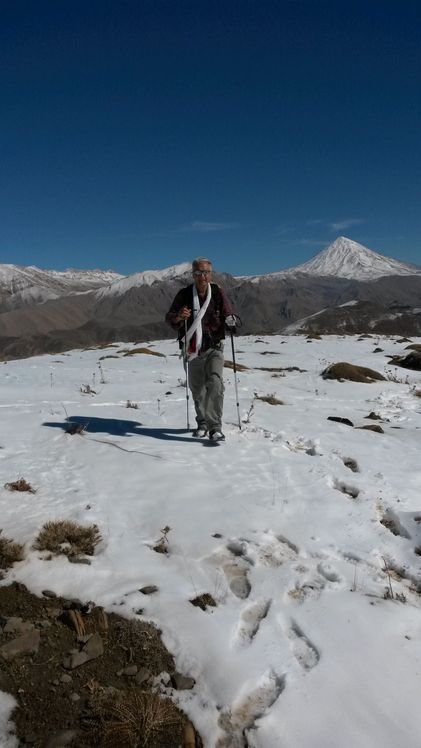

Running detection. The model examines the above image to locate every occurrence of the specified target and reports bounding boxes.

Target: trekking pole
[226,315,242,430]
[184,319,190,430]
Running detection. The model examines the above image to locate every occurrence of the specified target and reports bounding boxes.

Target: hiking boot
[209,429,225,442]
[192,427,208,438]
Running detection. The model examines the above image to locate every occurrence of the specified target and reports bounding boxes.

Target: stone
[60,674,72,684]
[0,629,40,662]
[135,667,151,685]
[70,693,80,702]
[42,590,57,598]
[139,585,159,595]
[172,672,195,690]
[63,633,103,670]
[67,556,91,565]
[4,617,35,634]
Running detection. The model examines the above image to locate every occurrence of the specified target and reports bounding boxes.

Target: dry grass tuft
[122,348,166,358]
[4,478,36,493]
[0,531,25,569]
[224,360,249,372]
[190,593,217,610]
[413,389,421,398]
[34,520,101,557]
[254,393,284,405]
[93,690,185,747]
[322,362,385,383]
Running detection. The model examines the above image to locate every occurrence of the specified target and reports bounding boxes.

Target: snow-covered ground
[1,334,421,747]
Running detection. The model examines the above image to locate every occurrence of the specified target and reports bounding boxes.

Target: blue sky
[1,0,421,276]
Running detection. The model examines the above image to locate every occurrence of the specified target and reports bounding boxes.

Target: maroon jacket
[165,282,234,351]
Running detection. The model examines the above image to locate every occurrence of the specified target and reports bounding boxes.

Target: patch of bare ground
[254,393,284,405]
[256,365,306,373]
[357,424,384,434]
[34,520,102,558]
[99,354,120,360]
[4,478,36,493]
[190,593,217,611]
[322,362,385,383]
[224,360,249,372]
[405,343,421,352]
[0,583,201,747]
[121,348,166,358]
[389,351,421,370]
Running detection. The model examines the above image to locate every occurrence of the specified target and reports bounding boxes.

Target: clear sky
[1,0,421,276]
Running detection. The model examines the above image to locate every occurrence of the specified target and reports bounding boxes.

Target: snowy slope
[95,262,191,298]
[0,264,123,311]
[1,334,421,746]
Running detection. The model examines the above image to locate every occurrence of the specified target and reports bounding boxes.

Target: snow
[1,334,421,746]
[95,262,192,297]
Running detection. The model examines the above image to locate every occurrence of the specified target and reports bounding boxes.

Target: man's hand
[225,314,237,329]
[176,306,191,323]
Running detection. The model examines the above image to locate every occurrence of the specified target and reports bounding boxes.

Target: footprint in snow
[285,620,320,671]
[237,532,299,568]
[216,669,285,747]
[231,599,271,649]
[208,543,252,599]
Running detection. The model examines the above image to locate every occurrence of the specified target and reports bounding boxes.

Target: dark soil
[0,583,201,747]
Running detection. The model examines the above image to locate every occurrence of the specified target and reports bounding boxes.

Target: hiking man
[165,257,236,442]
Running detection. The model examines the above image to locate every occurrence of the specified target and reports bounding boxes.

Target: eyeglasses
[193,270,211,277]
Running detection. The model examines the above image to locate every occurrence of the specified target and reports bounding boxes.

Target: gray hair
[192,257,213,271]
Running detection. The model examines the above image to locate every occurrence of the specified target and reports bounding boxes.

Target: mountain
[0,264,123,312]
[1,238,421,359]
[289,237,421,280]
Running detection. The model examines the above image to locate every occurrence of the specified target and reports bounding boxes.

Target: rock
[152,671,171,687]
[117,664,138,677]
[67,556,91,565]
[4,617,35,634]
[172,672,195,690]
[0,629,40,661]
[70,693,80,702]
[62,598,85,611]
[139,585,159,595]
[43,730,78,748]
[60,674,72,684]
[63,633,104,669]
[327,416,354,427]
[358,424,384,434]
[42,590,57,598]
[365,411,382,420]
[135,667,151,685]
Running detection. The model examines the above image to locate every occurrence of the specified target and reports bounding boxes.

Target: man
[166,257,236,442]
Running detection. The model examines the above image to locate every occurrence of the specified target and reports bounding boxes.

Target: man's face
[192,262,212,294]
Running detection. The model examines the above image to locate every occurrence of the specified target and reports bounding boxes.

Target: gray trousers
[187,344,224,432]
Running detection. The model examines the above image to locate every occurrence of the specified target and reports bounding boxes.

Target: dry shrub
[322,362,385,383]
[255,393,284,405]
[94,690,185,747]
[123,348,165,358]
[99,355,120,360]
[0,531,25,569]
[190,593,217,610]
[34,520,101,557]
[257,365,305,373]
[224,360,248,372]
[4,478,36,493]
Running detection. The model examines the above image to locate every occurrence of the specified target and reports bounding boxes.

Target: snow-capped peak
[291,236,421,280]
[96,262,191,298]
